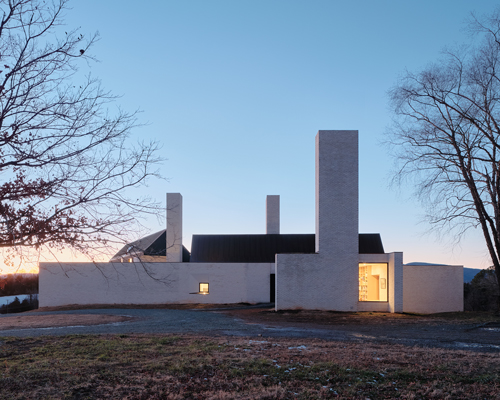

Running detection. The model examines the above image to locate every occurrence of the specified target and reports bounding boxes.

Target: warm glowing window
[199,283,209,294]
[359,263,388,302]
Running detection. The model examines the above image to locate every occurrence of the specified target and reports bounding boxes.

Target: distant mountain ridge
[463,267,483,283]
[405,263,481,283]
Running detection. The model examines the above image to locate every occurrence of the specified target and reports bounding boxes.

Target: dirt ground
[221,307,497,327]
[0,303,239,331]
[0,313,133,330]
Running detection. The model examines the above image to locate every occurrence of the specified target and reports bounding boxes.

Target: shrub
[464,267,499,311]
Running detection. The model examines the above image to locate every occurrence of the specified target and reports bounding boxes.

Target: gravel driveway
[1,307,500,353]
[0,308,267,337]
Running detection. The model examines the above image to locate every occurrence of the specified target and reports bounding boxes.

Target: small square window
[199,282,209,294]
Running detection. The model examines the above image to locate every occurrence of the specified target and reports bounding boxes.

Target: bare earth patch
[219,308,500,349]
[0,314,133,330]
[0,303,240,331]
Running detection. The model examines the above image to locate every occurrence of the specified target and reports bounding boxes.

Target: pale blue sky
[10,0,500,272]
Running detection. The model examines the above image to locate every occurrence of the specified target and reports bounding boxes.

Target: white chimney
[266,195,280,234]
[315,130,358,255]
[166,193,183,262]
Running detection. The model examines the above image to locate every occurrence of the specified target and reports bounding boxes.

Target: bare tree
[387,9,500,306]
[0,0,163,269]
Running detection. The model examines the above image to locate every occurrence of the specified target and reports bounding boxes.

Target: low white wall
[39,262,274,307]
[403,264,463,313]
[275,253,358,312]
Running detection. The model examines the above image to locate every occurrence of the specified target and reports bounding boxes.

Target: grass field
[1,334,499,399]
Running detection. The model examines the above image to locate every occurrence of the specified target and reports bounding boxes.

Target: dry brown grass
[0,314,134,330]
[0,334,499,399]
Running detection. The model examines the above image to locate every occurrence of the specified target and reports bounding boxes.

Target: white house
[39,130,463,313]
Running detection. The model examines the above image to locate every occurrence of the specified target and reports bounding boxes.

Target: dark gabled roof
[143,230,167,256]
[190,233,384,263]
[112,230,166,260]
[111,231,384,263]
[111,229,190,262]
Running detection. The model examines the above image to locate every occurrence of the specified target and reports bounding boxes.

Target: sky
[3,0,500,273]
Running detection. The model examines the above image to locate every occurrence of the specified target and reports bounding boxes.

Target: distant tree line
[0,274,39,313]
[0,295,38,314]
[0,274,38,296]
[464,267,499,311]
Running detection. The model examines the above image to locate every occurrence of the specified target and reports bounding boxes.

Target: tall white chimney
[266,195,280,234]
[166,193,183,262]
[315,130,358,255]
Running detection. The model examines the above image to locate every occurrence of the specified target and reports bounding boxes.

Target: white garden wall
[403,263,463,313]
[39,262,274,308]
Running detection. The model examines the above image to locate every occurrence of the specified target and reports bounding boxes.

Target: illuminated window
[359,263,388,302]
[199,282,209,294]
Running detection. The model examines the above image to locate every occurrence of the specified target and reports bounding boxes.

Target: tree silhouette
[0,0,163,268]
[387,9,500,308]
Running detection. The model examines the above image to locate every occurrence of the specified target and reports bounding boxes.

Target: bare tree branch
[0,0,164,270]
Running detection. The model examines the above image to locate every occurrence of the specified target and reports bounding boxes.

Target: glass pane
[359,263,387,302]
[199,283,209,293]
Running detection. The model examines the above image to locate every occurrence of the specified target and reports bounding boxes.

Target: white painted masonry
[276,131,359,311]
[39,262,274,307]
[402,264,463,313]
[315,130,358,256]
[389,252,404,313]
[166,193,183,262]
[266,195,280,234]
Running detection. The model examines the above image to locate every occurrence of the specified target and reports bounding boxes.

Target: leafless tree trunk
[0,0,163,270]
[387,9,500,309]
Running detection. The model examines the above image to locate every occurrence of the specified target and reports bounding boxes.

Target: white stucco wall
[276,253,360,311]
[403,263,463,313]
[39,262,274,307]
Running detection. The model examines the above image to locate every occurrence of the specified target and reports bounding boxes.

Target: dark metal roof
[182,246,191,262]
[190,233,384,263]
[190,234,314,263]
[143,231,167,256]
[359,233,384,254]
[111,229,191,262]
[111,231,384,263]
[112,230,166,259]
